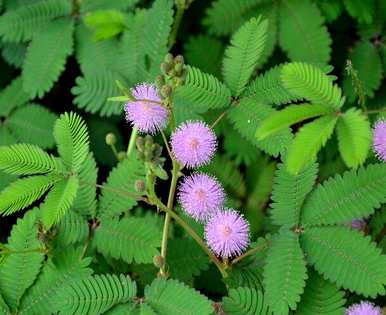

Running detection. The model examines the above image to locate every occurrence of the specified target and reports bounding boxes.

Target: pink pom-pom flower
[346,301,382,315]
[171,121,217,168]
[205,209,249,258]
[178,173,225,222]
[125,83,168,134]
[373,119,386,162]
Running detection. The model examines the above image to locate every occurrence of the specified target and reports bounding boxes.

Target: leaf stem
[160,130,173,161]
[168,3,185,49]
[231,239,270,265]
[127,127,138,157]
[365,107,386,115]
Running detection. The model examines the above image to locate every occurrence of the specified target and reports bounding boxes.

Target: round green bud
[153,255,165,268]
[155,75,165,88]
[117,152,126,161]
[174,55,184,64]
[174,63,183,75]
[105,132,116,146]
[136,137,145,152]
[160,62,171,75]
[164,53,174,64]
[161,85,172,98]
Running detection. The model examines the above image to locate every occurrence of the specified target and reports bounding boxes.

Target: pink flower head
[205,209,249,258]
[171,121,217,168]
[346,301,382,315]
[125,83,168,134]
[373,119,386,161]
[178,173,225,222]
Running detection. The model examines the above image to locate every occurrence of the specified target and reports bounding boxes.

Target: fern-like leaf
[80,0,138,13]
[144,278,213,315]
[1,42,26,68]
[173,65,231,110]
[40,176,79,229]
[286,115,338,174]
[281,62,343,110]
[336,108,371,168]
[55,210,89,246]
[57,274,137,315]
[343,0,375,23]
[22,17,74,98]
[228,98,293,157]
[222,287,272,315]
[0,77,30,117]
[0,211,44,312]
[296,271,346,315]
[264,230,307,315]
[279,0,331,66]
[203,0,259,36]
[301,226,386,297]
[301,163,386,226]
[0,144,60,175]
[256,104,332,140]
[270,162,318,227]
[222,17,268,96]
[98,154,145,218]
[243,65,301,106]
[19,248,92,315]
[94,216,162,264]
[53,112,89,172]
[7,104,57,149]
[0,0,72,42]
[0,175,60,215]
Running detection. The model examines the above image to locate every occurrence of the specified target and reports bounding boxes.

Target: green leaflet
[228,98,293,157]
[279,0,331,66]
[286,115,338,175]
[80,0,139,13]
[264,230,307,315]
[222,288,272,315]
[55,210,89,246]
[41,176,80,229]
[256,104,333,140]
[0,77,30,117]
[94,216,162,264]
[7,104,57,149]
[1,42,27,68]
[301,163,386,226]
[336,109,371,168]
[281,62,343,110]
[0,174,60,215]
[0,144,60,175]
[343,0,375,23]
[144,278,213,315]
[84,10,128,41]
[57,274,137,315]
[222,17,268,96]
[173,65,231,110]
[301,226,386,297]
[53,112,90,173]
[296,271,346,315]
[0,211,44,312]
[22,17,74,98]
[270,162,318,227]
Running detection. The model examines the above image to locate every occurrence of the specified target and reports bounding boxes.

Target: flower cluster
[373,119,386,162]
[172,121,249,259]
[346,301,382,315]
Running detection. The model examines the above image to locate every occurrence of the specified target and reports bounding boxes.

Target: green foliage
[222,17,268,96]
[0,77,30,117]
[222,287,272,315]
[336,109,371,168]
[270,162,318,227]
[0,211,44,312]
[296,271,346,315]
[264,230,307,314]
[343,0,375,23]
[143,278,213,315]
[56,210,89,245]
[79,0,138,13]
[22,17,74,98]
[0,0,72,42]
[84,10,128,41]
[281,63,344,110]
[54,112,89,172]
[1,42,26,68]
[58,274,137,315]
[256,104,332,140]
[243,65,300,106]
[98,155,145,218]
[279,0,331,66]
[228,98,293,157]
[173,65,231,110]
[301,226,386,297]
[94,216,162,264]
[286,115,338,174]
[301,163,386,226]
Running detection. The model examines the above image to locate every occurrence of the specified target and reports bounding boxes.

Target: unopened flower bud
[164,53,174,64]
[174,55,184,64]
[153,255,165,268]
[161,85,172,98]
[136,137,145,152]
[155,75,165,88]
[160,62,171,75]
[105,133,116,145]
[117,152,126,161]
[134,180,145,192]
[174,63,183,75]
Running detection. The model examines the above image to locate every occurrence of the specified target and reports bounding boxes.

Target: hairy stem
[160,160,180,276]
[231,240,270,265]
[365,106,386,115]
[127,127,138,157]
[168,4,185,49]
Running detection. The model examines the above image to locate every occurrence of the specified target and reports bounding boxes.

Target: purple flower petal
[373,119,386,162]
[346,301,382,315]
